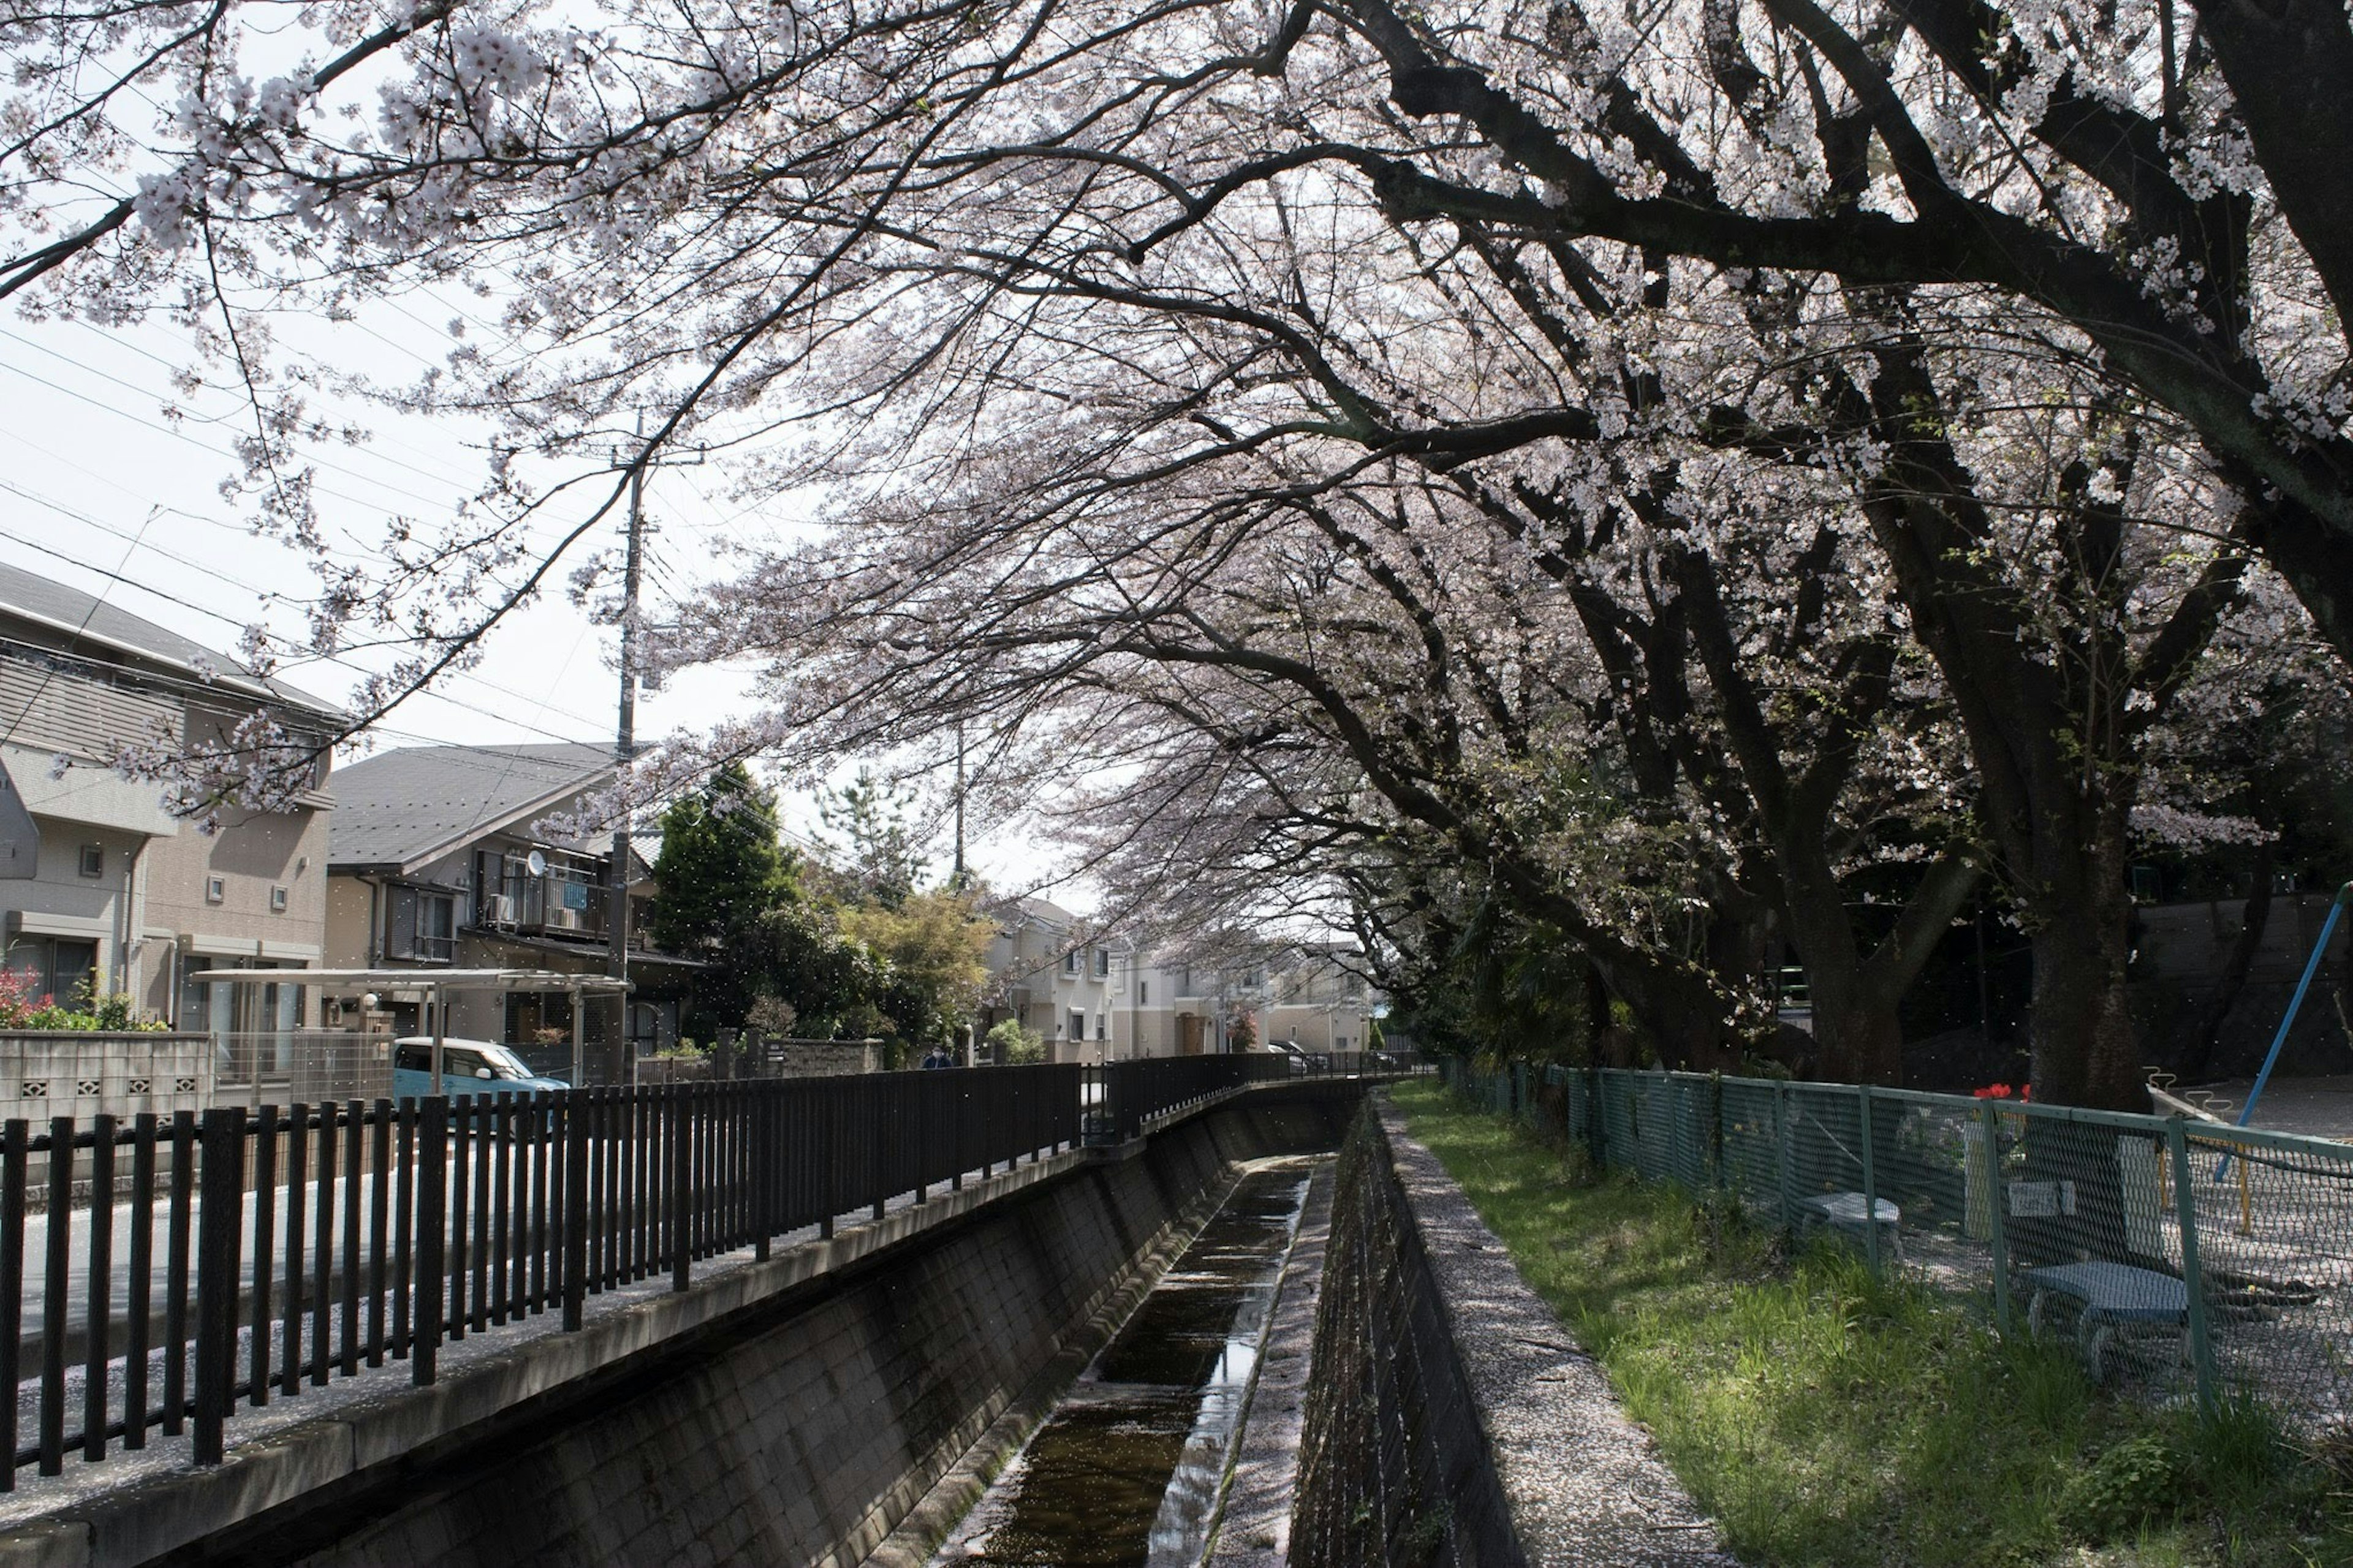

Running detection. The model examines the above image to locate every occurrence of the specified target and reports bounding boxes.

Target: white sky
[0,310,1082,906]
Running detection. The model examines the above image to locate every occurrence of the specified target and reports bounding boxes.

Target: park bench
[1795,1191,1903,1262]
[2022,1260,2191,1384]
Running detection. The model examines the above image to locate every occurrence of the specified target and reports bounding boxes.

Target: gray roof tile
[327,741,618,870]
[0,559,343,718]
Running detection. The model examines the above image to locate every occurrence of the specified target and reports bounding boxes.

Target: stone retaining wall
[1292,1103,1522,1568]
[1304,1099,1737,1568]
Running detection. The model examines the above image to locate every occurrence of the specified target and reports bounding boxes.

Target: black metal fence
[0,1051,1428,1487]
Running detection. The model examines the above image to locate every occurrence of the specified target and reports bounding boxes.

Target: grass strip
[1387,1078,2353,1567]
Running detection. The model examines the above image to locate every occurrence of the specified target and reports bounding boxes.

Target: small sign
[2007,1179,2078,1218]
[561,882,591,911]
[0,759,36,879]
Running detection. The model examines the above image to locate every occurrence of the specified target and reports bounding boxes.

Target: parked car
[390,1037,570,1100]
[1268,1039,1330,1075]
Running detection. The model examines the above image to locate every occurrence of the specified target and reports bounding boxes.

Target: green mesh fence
[1437,1060,2353,1429]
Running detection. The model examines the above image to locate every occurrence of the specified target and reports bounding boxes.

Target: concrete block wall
[232,1089,1357,1568]
[0,1032,210,1124]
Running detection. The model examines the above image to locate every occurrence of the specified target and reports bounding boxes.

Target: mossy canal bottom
[930,1158,1323,1568]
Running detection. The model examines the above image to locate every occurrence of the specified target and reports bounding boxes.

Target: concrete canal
[929,1159,1323,1567]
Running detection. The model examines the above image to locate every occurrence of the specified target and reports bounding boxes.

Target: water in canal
[930,1157,1322,1568]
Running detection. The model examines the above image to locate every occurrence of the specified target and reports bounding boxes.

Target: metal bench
[2023,1260,2190,1384]
[1795,1192,1903,1262]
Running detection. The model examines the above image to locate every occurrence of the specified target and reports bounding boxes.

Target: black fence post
[0,1120,25,1487]
[562,1091,589,1331]
[192,1105,246,1467]
[670,1087,692,1292]
[869,1077,886,1222]
[82,1114,115,1461]
[754,1083,775,1262]
[414,1098,447,1385]
[39,1116,70,1475]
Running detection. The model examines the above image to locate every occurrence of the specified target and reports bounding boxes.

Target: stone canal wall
[134,1086,1360,1568]
[1292,1104,1525,1568]
[1298,1099,1737,1568]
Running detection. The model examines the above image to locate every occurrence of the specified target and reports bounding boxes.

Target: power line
[60,317,488,490]
[0,478,618,734]
[0,520,598,746]
[0,333,465,509]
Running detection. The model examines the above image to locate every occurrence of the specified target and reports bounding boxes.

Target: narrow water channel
[931,1157,1324,1568]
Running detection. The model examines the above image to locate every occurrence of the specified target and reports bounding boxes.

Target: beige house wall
[325,876,374,969]
[0,631,336,1029]
[983,914,1129,1061]
[1264,1005,1376,1053]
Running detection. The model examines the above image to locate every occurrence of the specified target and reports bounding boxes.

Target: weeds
[1389,1080,2353,1567]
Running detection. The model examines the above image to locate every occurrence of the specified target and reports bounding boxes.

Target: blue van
[391,1037,569,1100]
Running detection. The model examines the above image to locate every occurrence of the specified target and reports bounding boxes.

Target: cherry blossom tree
[6,0,2344,1104]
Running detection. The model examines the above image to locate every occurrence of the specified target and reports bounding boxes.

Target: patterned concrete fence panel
[0,1032,211,1123]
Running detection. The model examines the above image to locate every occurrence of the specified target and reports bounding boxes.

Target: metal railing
[1444,1061,2353,1426]
[0,1050,1423,1487]
[2,1064,1086,1483]
[1082,1050,1427,1143]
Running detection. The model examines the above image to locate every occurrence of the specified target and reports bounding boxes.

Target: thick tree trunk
[1805,966,1905,1085]
[2025,900,2145,1112]
[2184,843,2275,1082]
[1596,956,1747,1074]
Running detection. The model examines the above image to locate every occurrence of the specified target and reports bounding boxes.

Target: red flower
[1972,1083,2028,1100]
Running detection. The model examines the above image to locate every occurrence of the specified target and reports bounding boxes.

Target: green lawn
[1387,1078,2353,1567]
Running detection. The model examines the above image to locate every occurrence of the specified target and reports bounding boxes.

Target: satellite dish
[525,850,548,877]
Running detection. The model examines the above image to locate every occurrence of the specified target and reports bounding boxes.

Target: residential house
[323,742,695,1070]
[1109,942,1384,1058]
[979,896,1131,1062]
[0,561,342,1029]
[1110,953,1251,1058]
[1261,942,1382,1053]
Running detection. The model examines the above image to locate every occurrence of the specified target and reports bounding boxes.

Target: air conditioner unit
[548,907,582,931]
[484,894,516,925]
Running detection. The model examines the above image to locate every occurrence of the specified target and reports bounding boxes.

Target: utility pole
[607,423,646,1083]
[605,414,700,1081]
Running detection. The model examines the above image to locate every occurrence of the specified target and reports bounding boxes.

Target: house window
[185,958,303,1050]
[387,886,457,963]
[1067,1009,1085,1040]
[77,844,103,878]
[204,876,225,904]
[1094,1014,1107,1041]
[269,885,289,912]
[1063,950,1081,976]
[2,937,96,1006]
[1139,980,1149,1006]
[1091,948,1110,978]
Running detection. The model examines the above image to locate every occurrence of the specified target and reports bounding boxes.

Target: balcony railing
[475,875,610,942]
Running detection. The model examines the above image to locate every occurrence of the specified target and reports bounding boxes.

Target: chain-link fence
[1443,1061,2353,1429]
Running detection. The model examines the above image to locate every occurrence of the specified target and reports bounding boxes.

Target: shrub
[2056,1436,2177,1543]
[986,1017,1044,1064]
[0,972,165,1031]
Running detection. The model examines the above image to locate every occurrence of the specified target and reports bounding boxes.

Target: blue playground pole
[2216,880,2352,1180]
